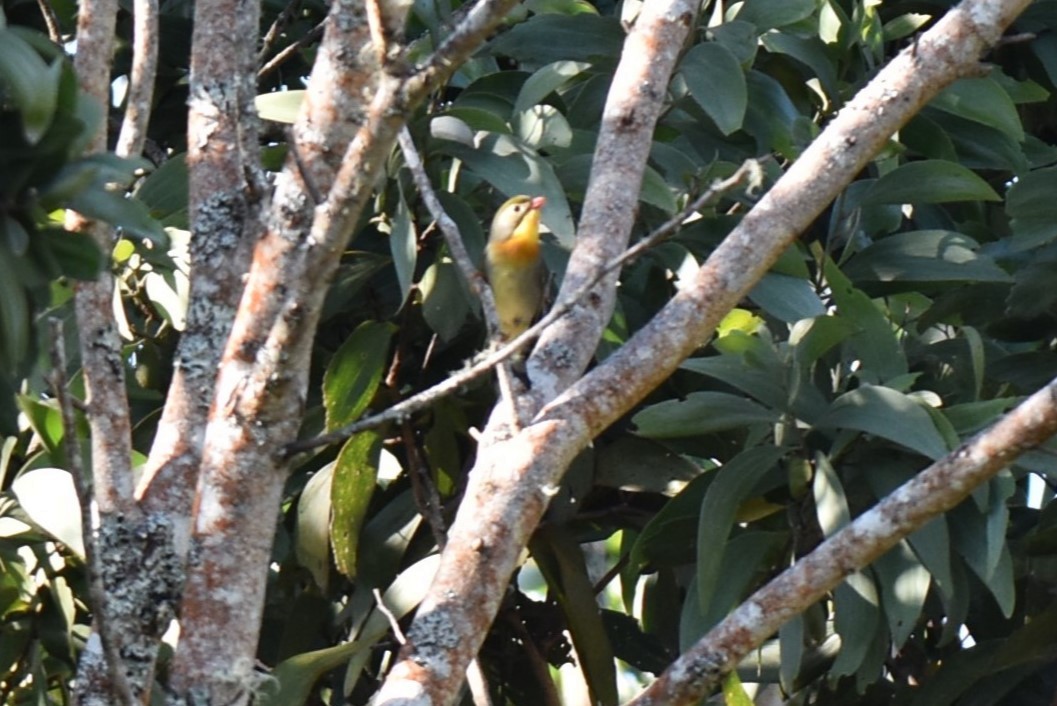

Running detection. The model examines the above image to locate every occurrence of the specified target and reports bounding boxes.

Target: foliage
[5,0,1057,704]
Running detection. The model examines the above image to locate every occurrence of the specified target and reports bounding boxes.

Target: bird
[484,194,546,340]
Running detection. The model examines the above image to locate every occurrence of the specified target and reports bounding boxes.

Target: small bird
[484,194,546,339]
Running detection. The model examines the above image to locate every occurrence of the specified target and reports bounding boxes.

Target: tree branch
[114,0,158,158]
[372,0,1033,703]
[628,374,1057,705]
[372,3,702,703]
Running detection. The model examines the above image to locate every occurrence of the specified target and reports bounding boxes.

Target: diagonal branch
[372,0,1034,704]
[627,374,1057,705]
[372,2,703,703]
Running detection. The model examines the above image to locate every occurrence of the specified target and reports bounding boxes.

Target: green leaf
[789,315,857,369]
[487,14,624,64]
[531,527,618,706]
[816,385,948,460]
[930,78,1024,142]
[639,164,678,213]
[1006,165,1057,250]
[0,216,29,256]
[331,431,381,580]
[695,446,785,613]
[437,132,576,246]
[862,160,1001,205]
[830,572,880,679]
[680,354,787,410]
[66,186,167,244]
[135,152,189,227]
[43,229,104,280]
[0,247,30,370]
[709,21,759,66]
[721,670,754,706]
[595,437,703,496]
[514,60,591,114]
[322,321,396,431]
[687,531,788,643]
[842,230,1011,284]
[419,257,470,342]
[813,453,849,537]
[779,615,804,693]
[680,42,747,135]
[734,0,815,31]
[11,468,84,558]
[389,189,416,306]
[524,0,599,14]
[759,31,839,101]
[295,463,333,591]
[263,555,440,706]
[874,540,930,648]
[255,90,305,124]
[0,30,59,143]
[748,272,826,322]
[631,470,716,570]
[882,12,931,41]
[632,392,780,439]
[821,254,907,383]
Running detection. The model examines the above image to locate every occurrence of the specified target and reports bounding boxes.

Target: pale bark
[373,0,1036,704]
[166,1,523,702]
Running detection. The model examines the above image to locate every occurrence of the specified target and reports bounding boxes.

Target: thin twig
[373,588,407,645]
[257,0,303,64]
[401,420,448,549]
[397,127,501,336]
[48,319,138,706]
[257,20,324,79]
[284,160,761,455]
[365,0,390,67]
[397,127,525,425]
[36,0,62,43]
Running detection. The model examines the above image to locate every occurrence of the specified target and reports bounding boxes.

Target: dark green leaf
[487,14,624,64]
[695,446,785,613]
[632,391,780,439]
[815,385,948,460]
[437,133,576,245]
[331,431,382,580]
[930,78,1024,142]
[322,321,396,431]
[821,255,907,382]
[680,43,747,135]
[1006,166,1057,250]
[874,540,930,648]
[734,0,815,31]
[843,230,1011,284]
[863,160,1001,205]
[419,257,469,342]
[0,30,59,143]
[390,189,416,305]
[748,272,826,322]
[531,527,618,706]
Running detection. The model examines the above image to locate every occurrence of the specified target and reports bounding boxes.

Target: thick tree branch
[286,161,760,455]
[168,2,522,702]
[527,1,699,403]
[137,0,261,529]
[373,0,1033,704]
[372,3,701,703]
